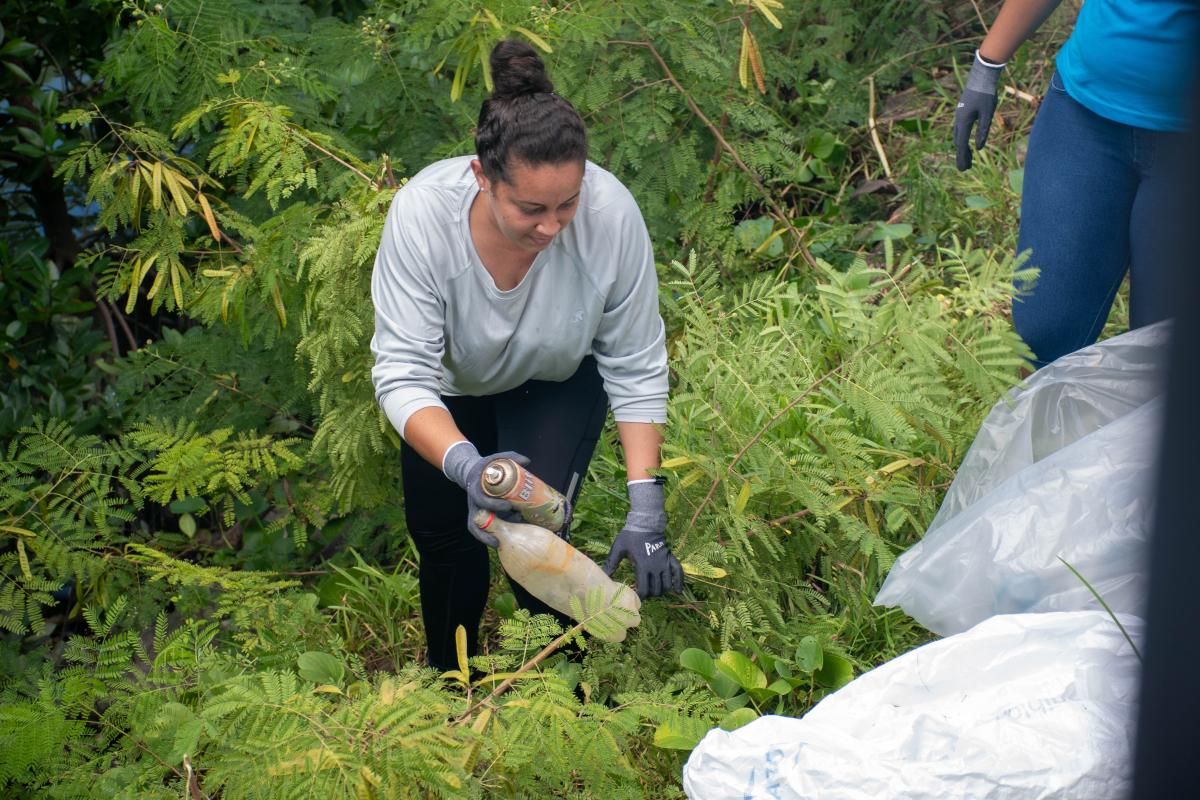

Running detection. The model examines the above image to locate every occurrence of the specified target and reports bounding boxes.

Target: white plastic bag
[682,611,1142,800]
[873,322,1168,636]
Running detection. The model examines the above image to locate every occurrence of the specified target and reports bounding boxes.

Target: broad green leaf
[715,650,767,690]
[795,636,823,673]
[814,651,854,689]
[178,513,196,538]
[965,195,992,210]
[710,671,744,700]
[493,591,517,618]
[719,707,759,731]
[653,717,711,751]
[869,222,913,242]
[734,217,774,252]
[679,647,716,678]
[723,692,750,711]
[297,651,345,686]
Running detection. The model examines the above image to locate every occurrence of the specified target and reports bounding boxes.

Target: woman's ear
[469,159,489,193]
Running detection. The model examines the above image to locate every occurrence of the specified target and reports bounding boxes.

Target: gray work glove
[954,50,1006,171]
[604,480,684,598]
[442,441,530,548]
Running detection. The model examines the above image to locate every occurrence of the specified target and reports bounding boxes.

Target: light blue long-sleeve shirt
[370,156,669,440]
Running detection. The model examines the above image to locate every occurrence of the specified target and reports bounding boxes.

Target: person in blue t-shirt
[954,0,1199,366]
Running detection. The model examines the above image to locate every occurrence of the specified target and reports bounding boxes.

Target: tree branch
[610,39,818,269]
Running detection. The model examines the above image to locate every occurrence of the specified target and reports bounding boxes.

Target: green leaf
[794,636,822,673]
[679,647,716,679]
[804,130,837,160]
[766,678,793,696]
[168,497,205,514]
[869,222,913,242]
[719,707,759,731]
[715,650,767,690]
[172,718,203,761]
[965,195,992,210]
[723,693,750,711]
[1,41,38,59]
[297,651,345,686]
[494,591,517,619]
[653,716,711,751]
[1008,168,1024,194]
[814,651,854,689]
[734,217,775,252]
[178,513,197,538]
[709,671,744,700]
[3,59,33,83]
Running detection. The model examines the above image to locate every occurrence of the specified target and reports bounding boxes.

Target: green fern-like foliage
[636,246,1033,649]
[0,419,143,633]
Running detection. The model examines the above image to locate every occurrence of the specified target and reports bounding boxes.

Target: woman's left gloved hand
[954,50,1006,171]
[442,441,530,548]
[604,479,684,598]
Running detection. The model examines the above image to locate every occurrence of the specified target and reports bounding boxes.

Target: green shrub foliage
[0,0,1048,796]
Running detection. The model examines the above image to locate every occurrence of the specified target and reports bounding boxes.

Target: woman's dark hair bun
[476,39,587,181]
[489,38,554,100]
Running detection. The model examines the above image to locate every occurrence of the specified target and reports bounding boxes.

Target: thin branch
[610,39,818,269]
[293,131,378,189]
[1003,84,1038,103]
[107,300,139,351]
[582,78,671,119]
[454,620,586,724]
[968,0,991,34]
[866,76,893,181]
[182,754,208,800]
[767,508,812,527]
[95,295,120,356]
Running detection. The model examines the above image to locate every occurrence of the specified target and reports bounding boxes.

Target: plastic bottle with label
[474,510,641,642]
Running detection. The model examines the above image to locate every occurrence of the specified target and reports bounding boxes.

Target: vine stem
[610,39,818,269]
[683,340,883,538]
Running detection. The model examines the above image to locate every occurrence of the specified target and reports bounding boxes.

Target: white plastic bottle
[474,510,642,642]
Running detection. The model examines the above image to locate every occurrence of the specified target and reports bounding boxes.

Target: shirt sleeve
[370,188,449,440]
[591,194,670,424]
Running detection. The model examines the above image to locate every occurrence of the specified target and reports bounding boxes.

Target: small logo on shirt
[571,309,584,323]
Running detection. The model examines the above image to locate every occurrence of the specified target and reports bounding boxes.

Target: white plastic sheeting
[873,322,1168,636]
[682,611,1142,800]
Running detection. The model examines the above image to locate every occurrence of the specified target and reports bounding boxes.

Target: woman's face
[472,158,584,253]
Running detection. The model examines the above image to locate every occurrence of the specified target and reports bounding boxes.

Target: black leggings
[399,357,608,671]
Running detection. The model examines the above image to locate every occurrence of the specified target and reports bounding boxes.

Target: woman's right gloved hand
[442,441,531,548]
[954,50,1006,171]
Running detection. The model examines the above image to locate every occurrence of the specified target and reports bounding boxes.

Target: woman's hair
[475,39,587,182]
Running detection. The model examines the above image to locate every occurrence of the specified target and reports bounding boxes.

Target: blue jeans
[1013,72,1184,366]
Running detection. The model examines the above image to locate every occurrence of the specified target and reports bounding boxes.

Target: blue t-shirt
[1056,0,1200,131]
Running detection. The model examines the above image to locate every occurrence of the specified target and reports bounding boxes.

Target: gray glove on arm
[442,441,530,548]
[954,50,1006,171]
[604,480,684,598]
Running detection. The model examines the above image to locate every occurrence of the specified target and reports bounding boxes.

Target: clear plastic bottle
[474,510,641,642]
